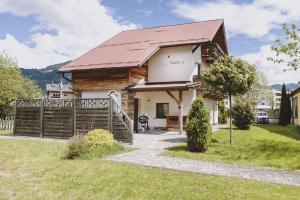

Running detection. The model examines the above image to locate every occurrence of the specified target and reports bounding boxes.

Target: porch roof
[128,82,201,92]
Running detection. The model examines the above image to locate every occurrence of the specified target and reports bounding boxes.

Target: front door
[134,98,139,133]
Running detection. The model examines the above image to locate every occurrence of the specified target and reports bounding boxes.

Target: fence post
[129,120,134,144]
[73,98,76,136]
[13,99,17,136]
[40,98,44,138]
[109,97,113,133]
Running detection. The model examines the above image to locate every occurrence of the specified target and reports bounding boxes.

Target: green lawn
[0,130,12,135]
[0,139,299,199]
[165,125,300,170]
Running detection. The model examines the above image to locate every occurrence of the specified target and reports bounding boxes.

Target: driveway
[106,127,300,186]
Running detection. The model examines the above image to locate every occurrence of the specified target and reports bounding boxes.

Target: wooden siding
[73,68,129,91]
[129,65,148,84]
[73,66,148,92]
[166,115,187,131]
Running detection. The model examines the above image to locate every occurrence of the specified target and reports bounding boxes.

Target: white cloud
[172,0,300,38]
[0,0,137,68]
[241,45,300,85]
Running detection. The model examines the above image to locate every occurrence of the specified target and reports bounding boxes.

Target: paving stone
[106,125,300,186]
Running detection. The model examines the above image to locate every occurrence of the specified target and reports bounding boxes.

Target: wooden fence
[0,116,14,130]
[14,98,133,143]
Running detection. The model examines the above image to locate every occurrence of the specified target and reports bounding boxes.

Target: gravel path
[106,128,300,186]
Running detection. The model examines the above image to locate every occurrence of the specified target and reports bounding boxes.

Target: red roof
[59,19,225,72]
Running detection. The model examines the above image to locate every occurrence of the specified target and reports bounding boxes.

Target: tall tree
[279,83,292,126]
[0,51,41,117]
[268,23,300,71]
[201,56,257,144]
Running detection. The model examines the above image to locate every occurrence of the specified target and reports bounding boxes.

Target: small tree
[218,100,227,124]
[201,56,257,144]
[186,97,211,152]
[268,23,300,71]
[279,84,292,126]
[0,51,41,117]
[232,101,255,130]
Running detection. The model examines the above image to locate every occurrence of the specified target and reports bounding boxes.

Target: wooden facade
[73,68,130,91]
[73,66,148,91]
[72,66,148,120]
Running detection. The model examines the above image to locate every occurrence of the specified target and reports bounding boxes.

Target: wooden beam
[166,91,179,104]
[192,44,200,53]
[178,90,183,134]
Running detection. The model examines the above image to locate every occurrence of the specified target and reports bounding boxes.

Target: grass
[165,125,300,170]
[0,138,299,199]
[0,130,12,135]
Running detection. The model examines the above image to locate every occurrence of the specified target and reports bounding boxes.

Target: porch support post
[166,90,184,134]
[178,90,183,134]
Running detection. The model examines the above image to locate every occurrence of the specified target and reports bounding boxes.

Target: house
[46,81,75,99]
[59,19,228,133]
[291,87,300,125]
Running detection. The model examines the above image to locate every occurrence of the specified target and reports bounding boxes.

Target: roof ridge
[122,18,224,32]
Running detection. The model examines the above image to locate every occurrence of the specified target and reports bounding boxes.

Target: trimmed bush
[84,129,116,146]
[218,100,227,124]
[65,135,89,159]
[186,97,211,152]
[232,102,255,130]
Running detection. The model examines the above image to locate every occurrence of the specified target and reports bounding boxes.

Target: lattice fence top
[76,98,109,108]
[16,99,41,108]
[16,98,109,108]
[43,99,73,108]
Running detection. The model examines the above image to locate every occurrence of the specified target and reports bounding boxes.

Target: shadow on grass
[258,124,300,141]
[215,127,239,131]
[167,139,300,169]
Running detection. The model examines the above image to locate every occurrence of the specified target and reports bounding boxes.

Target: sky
[0,0,299,85]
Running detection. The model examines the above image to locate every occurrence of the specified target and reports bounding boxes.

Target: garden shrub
[218,100,227,124]
[84,129,116,146]
[65,135,89,159]
[65,129,124,159]
[186,97,211,152]
[232,101,255,130]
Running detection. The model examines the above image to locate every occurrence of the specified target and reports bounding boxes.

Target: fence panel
[14,99,41,136]
[75,99,109,135]
[13,98,132,143]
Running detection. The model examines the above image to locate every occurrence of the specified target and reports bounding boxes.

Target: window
[292,97,298,119]
[156,103,169,118]
[52,93,60,98]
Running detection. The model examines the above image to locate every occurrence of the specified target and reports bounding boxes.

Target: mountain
[21,61,71,92]
[270,83,300,91]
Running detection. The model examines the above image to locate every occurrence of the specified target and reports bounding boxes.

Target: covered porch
[126,82,221,134]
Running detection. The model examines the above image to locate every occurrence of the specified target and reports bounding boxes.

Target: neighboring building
[272,89,282,109]
[224,95,235,109]
[46,82,75,99]
[59,19,228,132]
[291,87,300,125]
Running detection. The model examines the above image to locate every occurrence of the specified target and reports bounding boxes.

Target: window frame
[156,103,169,119]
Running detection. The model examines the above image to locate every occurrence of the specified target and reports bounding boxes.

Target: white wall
[204,99,218,124]
[135,90,196,128]
[148,45,199,82]
[81,90,121,104]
